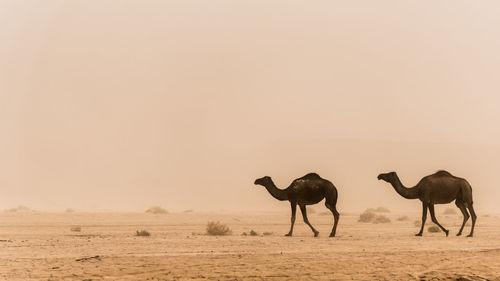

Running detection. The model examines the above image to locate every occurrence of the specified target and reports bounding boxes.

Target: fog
[1,1,500,213]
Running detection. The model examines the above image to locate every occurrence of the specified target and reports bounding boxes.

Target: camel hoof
[467,234,473,238]
[313,232,319,237]
[284,233,292,237]
[415,233,422,237]
[444,230,449,237]
[456,232,462,236]
[329,233,335,237]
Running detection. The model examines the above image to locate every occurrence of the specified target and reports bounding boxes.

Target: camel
[377,170,477,237]
[254,173,340,237]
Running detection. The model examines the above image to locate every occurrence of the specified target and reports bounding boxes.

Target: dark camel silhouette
[254,173,340,237]
[377,170,477,237]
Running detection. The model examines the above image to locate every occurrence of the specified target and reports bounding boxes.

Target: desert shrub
[358,210,376,223]
[443,208,456,215]
[136,230,151,236]
[70,226,81,232]
[263,232,273,236]
[241,232,247,236]
[145,206,168,214]
[397,215,409,221]
[65,208,75,213]
[206,221,232,236]
[428,225,441,232]
[4,206,33,213]
[373,215,391,224]
[249,230,258,236]
[375,207,391,213]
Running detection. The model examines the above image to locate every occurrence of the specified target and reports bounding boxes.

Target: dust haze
[2,0,500,213]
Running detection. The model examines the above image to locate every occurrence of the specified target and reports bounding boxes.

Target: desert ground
[1,209,500,281]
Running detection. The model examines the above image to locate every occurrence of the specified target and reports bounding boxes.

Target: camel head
[254,176,272,187]
[377,172,397,183]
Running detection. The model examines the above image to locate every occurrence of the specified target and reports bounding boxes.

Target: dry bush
[70,226,81,232]
[358,210,376,223]
[428,225,441,232]
[145,206,168,214]
[206,221,232,236]
[443,208,456,215]
[414,220,430,227]
[4,206,34,213]
[397,215,409,221]
[373,215,391,224]
[249,230,258,236]
[136,230,151,236]
[375,207,391,213]
[241,232,247,236]
[263,232,273,236]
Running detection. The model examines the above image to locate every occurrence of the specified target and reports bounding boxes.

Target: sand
[1,211,499,280]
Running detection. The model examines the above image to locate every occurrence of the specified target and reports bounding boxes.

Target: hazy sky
[1,1,500,212]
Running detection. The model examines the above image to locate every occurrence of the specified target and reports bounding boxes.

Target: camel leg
[466,204,477,237]
[429,204,449,236]
[325,201,339,237]
[299,205,319,237]
[285,202,297,236]
[456,202,469,236]
[416,202,428,236]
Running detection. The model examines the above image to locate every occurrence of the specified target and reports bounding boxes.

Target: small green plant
[249,230,258,236]
[136,230,151,236]
[206,221,232,236]
[70,226,81,232]
[428,225,441,233]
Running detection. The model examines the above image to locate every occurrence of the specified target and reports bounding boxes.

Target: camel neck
[391,175,419,199]
[263,179,289,201]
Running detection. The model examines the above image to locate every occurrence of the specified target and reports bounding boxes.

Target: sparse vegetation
[145,206,168,214]
[428,225,441,232]
[249,230,258,236]
[263,232,273,236]
[373,215,391,224]
[319,211,331,216]
[358,210,376,223]
[206,221,232,236]
[70,226,81,232]
[397,215,409,221]
[136,230,151,236]
[375,207,391,213]
[65,208,75,213]
[183,209,194,213]
[241,232,247,236]
[443,208,456,215]
[4,206,34,213]
[359,209,391,223]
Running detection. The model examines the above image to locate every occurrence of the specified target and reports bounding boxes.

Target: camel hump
[300,173,322,180]
[434,170,454,177]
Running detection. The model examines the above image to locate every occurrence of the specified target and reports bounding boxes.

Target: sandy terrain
[1,211,500,281]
